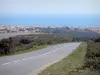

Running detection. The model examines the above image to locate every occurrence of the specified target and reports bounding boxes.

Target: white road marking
[13,60,20,63]
[1,45,67,66]
[27,57,33,60]
[22,59,27,60]
[2,62,11,65]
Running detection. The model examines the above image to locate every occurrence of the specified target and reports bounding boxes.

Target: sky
[0,0,100,27]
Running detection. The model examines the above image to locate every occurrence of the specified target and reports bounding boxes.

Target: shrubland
[0,34,72,56]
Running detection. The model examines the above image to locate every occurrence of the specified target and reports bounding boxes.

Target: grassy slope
[38,43,87,75]
[15,45,47,54]
[0,45,47,57]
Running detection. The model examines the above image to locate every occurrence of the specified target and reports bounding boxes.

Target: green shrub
[84,41,100,70]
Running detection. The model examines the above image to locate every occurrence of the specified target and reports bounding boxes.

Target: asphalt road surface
[0,42,81,75]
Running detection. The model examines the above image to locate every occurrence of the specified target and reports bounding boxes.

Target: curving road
[0,42,81,75]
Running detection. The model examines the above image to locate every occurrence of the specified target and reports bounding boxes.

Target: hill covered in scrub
[40,27,100,38]
[0,34,72,56]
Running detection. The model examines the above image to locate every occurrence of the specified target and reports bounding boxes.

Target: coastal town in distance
[0,25,100,33]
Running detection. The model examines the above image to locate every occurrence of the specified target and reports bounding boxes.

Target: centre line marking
[2,62,11,65]
[22,59,27,60]
[13,60,20,63]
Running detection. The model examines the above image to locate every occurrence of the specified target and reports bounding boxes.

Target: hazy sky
[0,0,100,14]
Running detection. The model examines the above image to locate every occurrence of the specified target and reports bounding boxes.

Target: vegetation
[41,27,100,38]
[0,34,72,56]
[84,37,100,70]
[15,45,47,54]
[72,36,94,42]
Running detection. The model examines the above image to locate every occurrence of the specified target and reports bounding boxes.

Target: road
[0,42,81,75]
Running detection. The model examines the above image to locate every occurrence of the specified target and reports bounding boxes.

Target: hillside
[40,27,100,38]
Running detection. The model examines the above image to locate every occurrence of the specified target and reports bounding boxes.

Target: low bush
[84,37,100,70]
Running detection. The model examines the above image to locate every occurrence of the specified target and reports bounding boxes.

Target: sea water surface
[0,14,100,27]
